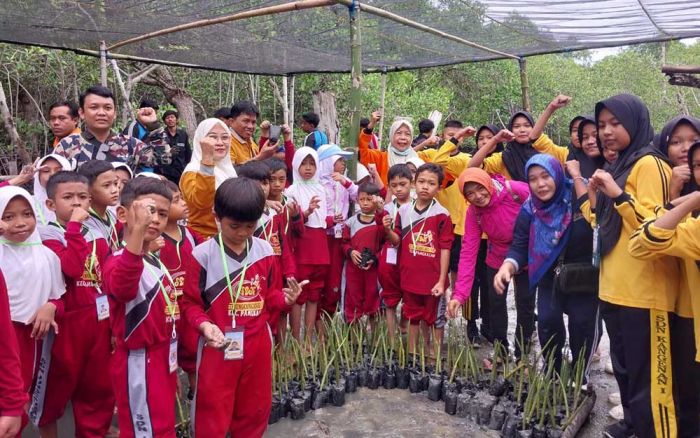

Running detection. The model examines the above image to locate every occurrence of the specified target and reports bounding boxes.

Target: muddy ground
[23,292,618,438]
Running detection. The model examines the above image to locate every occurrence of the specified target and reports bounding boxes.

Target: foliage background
[1,40,699,172]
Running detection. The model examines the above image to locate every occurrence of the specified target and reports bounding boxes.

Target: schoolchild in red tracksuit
[377,164,414,335]
[0,269,28,438]
[159,179,203,395]
[317,145,357,323]
[238,161,298,341]
[77,160,122,252]
[103,178,177,438]
[0,186,65,435]
[0,266,29,436]
[384,163,453,354]
[284,147,329,340]
[341,183,384,323]
[181,177,301,437]
[32,171,115,437]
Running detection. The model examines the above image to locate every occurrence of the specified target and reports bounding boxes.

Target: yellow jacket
[427,140,471,236]
[482,134,569,180]
[581,155,679,311]
[230,130,259,165]
[179,169,217,238]
[629,217,700,361]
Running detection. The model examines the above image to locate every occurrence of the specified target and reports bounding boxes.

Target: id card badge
[334,224,343,239]
[386,247,398,265]
[96,295,110,321]
[223,328,244,361]
[168,339,178,373]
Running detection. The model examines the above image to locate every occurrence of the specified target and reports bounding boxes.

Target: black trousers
[536,270,601,384]
[602,303,699,438]
[466,240,490,338]
[670,314,700,438]
[486,266,535,358]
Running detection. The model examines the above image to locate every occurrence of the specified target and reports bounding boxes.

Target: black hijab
[569,115,605,178]
[594,94,669,256]
[659,116,700,196]
[568,115,586,144]
[658,116,700,158]
[502,111,538,182]
[687,141,700,198]
[476,124,505,156]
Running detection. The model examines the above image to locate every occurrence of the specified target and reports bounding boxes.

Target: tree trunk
[0,80,31,165]
[312,90,339,145]
[289,75,295,138]
[142,66,197,138]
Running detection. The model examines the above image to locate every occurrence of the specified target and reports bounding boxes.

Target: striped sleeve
[629,217,700,260]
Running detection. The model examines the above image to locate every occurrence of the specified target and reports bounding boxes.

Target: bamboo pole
[346,0,362,181]
[378,68,387,148]
[108,0,335,51]
[282,75,289,126]
[289,75,296,138]
[519,58,531,112]
[99,41,108,86]
[332,0,519,60]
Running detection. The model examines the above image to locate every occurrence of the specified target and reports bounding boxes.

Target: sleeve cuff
[613,192,631,205]
[504,257,520,272]
[66,221,83,233]
[199,164,215,176]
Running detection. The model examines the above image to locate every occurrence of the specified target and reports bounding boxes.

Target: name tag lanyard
[218,233,249,329]
[144,255,178,340]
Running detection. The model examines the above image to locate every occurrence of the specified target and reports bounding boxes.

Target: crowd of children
[0,87,699,438]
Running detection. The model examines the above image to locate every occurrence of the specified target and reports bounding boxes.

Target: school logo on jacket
[227,274,266,317]
[77,254,102,288]
[165,285,181,323]
[409,230,436,257]
[268,233,282,256]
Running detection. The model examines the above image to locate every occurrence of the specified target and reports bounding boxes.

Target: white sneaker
[608,392,621,405]
[605,358,614,374]
[608,404,624,421]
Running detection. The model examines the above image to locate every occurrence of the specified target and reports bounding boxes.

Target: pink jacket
[452,175,529,304]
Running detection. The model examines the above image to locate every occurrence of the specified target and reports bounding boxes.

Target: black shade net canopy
[2,0,700,75]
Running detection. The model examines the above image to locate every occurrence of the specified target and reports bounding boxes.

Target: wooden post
[346,0,362,180]
[100,41,108,87]
[518,57,531,112]
[378,67,387,148]
[289,75,295,139]
[282,75,289,126]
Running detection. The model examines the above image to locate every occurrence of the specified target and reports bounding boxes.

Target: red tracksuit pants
[343,263,380,323]
[192,327,272,437]
[318,236,343,319]
[12,322,39,435]
[378,248,401,308]
[111,343,177,438]
[29,308,114,437]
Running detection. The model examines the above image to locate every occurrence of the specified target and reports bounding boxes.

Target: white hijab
[285,147,327,228]
[356,163,370,183]
[387,118,419,167]
[183,118,237,188]
[0,187,65,323]
[33,154,72,225]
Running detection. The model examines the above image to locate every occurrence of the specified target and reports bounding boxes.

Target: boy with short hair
[342,182,384,323]
[102,177,176,438]
[379,164,413,336]
[384,163,453,354]
[237,161,298,341]
[181,177,302,436]
[160,179,202,397]
[77,160,121,251]
[32,171,115,438]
